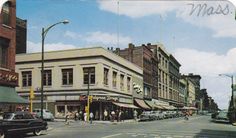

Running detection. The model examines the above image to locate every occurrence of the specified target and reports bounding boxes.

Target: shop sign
[92,96,106,101]
[0,69,18,86]
[107,96,118,101]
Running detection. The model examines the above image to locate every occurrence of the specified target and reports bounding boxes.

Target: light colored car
[214,110,229,123]
[33,109,54,121]
[154,111,165,120]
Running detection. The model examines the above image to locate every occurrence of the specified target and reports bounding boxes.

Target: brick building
[114,43,159,101]
[16,17,27,54]
[0,0,27,112]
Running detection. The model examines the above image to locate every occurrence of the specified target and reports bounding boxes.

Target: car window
[3,113,13,120]
[14,114,23,120]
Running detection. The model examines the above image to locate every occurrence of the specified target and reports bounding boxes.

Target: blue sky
[16,0,236,109]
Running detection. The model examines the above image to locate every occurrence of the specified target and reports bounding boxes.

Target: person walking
[104,109,108,121]
[89,112,94,124]
[79,110,83,120]
[133,110,138,121]
[111,110,115,122]
[84,112,87,122]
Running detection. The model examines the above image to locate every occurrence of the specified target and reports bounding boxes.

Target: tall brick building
[114,43,159,101]
[0,0,27,112]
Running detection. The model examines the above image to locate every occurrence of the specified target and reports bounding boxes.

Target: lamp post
[219,74,235,122]
[41,20,69,119]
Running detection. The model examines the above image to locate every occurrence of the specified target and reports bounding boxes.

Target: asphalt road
[23,115,236,138]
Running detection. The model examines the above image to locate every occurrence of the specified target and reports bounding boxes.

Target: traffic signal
[89,95,93,103]
[30,87,35,99]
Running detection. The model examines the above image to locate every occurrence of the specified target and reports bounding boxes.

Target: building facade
[181,76,196,107]
[16,47,143,119]
[0,0,27,112]
[168,54,181,107]
[16,17,27,54]
[179,79,187,106]
[114,43,158,101]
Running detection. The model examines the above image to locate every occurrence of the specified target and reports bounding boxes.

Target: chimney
[107,47,110,50]
[147,43,151,46]
[128,43,134,49]
[111,47,113,51]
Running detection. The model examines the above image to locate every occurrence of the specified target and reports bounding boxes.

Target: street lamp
[219,74,235,122]
[41,20,69,119]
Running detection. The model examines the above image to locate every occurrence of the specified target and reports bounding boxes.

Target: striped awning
[112,102,139,109]
[135,99,151,110]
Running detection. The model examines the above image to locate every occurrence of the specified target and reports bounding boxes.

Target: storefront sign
[0,69,18,86]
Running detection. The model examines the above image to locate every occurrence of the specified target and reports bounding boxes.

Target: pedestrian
[111,110,115,122]
[89,112,94,124]
[84,112,87,122]
[104,109,108,121]
[133,110,138,121]
[65,112,70,125]
[118,110,122,122]
[75,111,79,121]
[79,110,83,120]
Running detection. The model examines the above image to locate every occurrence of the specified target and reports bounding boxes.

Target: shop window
[112,71,117,88]
[120,74,124,91]
[103,68,109,85]
[2,2,11,26]
[22,71,32,87]
[127,77,131,91]
[62,68,73,85]
[83,67,95,84]
[0,37,9,68]
[43,70,52,86]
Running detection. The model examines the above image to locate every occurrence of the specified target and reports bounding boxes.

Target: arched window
[2,2,10,26]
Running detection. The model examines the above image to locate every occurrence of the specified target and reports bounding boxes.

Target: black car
[0,111,48,138]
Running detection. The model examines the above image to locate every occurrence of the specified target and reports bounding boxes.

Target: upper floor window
[127,77,131,91]
[2,2,11,26]
[43,70,52,86]
[22,71,32,87]
[83,67,95,84]
[0,37,9,68]
[112,71,117,88]
[62,68,73,85]
[103,68,109,85]
[120,74,124,91]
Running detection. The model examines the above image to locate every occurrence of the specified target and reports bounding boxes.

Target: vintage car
[0,111,48,138]
[32,109,54,121]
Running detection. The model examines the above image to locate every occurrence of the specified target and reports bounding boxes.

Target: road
[24,115,236,138]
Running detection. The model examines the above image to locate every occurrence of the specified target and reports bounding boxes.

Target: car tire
[33,129,42,136]
[0,130,5,138]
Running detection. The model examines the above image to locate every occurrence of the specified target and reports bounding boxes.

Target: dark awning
[134,99,151,110]
[0,86,28,104]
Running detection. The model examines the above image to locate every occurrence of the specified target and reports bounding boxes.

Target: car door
[6,113,27,134]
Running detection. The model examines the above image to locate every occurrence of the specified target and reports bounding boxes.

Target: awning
[0,86,28,104]
[145,100,163,109]
[112,102,139,109]
[134,99,151,110]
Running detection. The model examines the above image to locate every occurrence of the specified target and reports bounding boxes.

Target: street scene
[1,0,236,138]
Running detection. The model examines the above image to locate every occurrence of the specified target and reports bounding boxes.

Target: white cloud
[98,1,236,38]
[27,41,78,53]
[174,48,236,109]
[64,31,132,46]
[85,31,131,46]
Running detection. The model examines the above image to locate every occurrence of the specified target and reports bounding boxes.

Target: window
[43,70,52,86]
[83,67,95,84]
[120,74,124,91]
[112,71,117,88]
[103,68,109,85]
[0,37,9,68]
[22,71,32,87]
[127,77,131,91]
[2,2,10,26]
[62,69,73,85]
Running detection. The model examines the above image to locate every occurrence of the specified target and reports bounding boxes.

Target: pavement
[24,115,236,138]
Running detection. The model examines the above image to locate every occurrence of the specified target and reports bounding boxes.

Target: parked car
[33,109,54,121]
[213,110,229,123]
[153,111,165,120]
[139,111,152,121]
[0,111,47,138]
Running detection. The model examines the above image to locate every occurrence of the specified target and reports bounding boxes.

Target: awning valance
[112,102,139,109]
[0,86,28,104]
[134,99,151,110]
[145,100,163,109]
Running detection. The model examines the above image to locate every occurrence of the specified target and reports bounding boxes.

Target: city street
[22,115,236,138]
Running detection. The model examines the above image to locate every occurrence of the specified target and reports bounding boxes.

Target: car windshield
[3,113,13,120]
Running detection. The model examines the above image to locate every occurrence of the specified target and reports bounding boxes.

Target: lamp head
[62,20,69,24]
